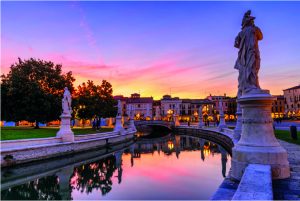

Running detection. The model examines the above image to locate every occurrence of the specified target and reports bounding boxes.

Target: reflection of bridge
[134,120,175,130]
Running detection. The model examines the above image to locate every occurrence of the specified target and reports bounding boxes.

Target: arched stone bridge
[134,120,175,131]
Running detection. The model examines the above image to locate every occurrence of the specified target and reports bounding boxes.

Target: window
[138,104,140,108]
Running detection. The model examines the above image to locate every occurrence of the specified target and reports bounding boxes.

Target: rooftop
[283,85,300,91]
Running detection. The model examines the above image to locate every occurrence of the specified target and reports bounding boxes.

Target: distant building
[207,94,237,120]
[126,93,153,120]
[160,95,182,121]
[180,99,214,122]
[283,85,300,118]
[272,95,285,118]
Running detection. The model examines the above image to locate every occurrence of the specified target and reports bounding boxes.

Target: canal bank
[1,130,135,167]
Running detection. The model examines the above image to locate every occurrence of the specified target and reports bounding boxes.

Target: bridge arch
[134,120,175,132]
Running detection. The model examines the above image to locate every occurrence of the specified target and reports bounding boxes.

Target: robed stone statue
[234,10,263,96]
[62,87,72,115]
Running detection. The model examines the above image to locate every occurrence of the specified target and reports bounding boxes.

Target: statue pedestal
[128,119,136,132]
[234,105,242,141]
[218,113,227,130]
[231,92,290,180]
[57,114,74,142]
[198,117,204,128]
[114,116,124,133]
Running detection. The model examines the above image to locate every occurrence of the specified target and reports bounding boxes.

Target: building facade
[207,94,237,120]
[126,93,153,120]
[272,95,285,118]
[283,85,300,118]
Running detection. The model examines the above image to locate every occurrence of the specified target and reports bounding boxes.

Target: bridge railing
[134,120,175,127]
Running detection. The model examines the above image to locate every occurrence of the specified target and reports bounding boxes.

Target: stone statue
[234,10,263,96]
[117,100,122,116]
[62,87,72,115]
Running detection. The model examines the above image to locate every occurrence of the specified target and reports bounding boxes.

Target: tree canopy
[73,80,117,121]
[1,58,75,126]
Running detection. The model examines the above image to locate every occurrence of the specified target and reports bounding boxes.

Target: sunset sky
[2,1,300,99]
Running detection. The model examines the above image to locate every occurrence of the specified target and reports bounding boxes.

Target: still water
[1,134,231,200]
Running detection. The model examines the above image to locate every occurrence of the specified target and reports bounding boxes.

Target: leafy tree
[73,80,117,122]
[1,58,75,128]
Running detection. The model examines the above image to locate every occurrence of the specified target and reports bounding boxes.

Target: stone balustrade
[232,164,273,200]
[1,137,62,150]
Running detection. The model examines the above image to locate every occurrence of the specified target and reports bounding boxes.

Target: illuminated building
[283,85,300,118]
[272,95,285,118]
[207,94,237,120]
[160,95,182,121]
[114,93,153,120]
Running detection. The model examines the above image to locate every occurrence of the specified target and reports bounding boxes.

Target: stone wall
[174,127,234,155]
[1,130,135,167]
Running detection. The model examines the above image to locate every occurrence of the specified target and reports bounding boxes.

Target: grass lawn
[274,129,300,145]
[0,127,113,141]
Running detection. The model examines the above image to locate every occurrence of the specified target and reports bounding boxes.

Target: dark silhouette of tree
[73,80,117,122]
[1,175,61,200]
[70,156,117,195]
[1,58,75,128]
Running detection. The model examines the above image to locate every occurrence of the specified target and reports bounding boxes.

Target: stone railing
[232,164,273,200]
[134,120,175,128]
[74,131,119,141]
[1,137,62,150]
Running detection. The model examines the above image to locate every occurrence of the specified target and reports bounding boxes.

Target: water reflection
[1,176,61,200]
[1,134,231,200]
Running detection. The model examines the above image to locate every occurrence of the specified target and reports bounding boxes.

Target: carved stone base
[114,116,124,132]
[56,114,74,142]
[231,145,290,180]
[218,114,227,130]
[128,119,137,132]
[233,108,242,141]
[198,118,204,128]
[231,91,290,180]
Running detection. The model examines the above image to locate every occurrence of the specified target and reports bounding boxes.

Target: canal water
[1,133,231,200]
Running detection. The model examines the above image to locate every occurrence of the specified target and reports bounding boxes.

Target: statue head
[242,10,255,28]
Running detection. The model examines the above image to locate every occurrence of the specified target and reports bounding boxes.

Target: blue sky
[2,1,300,98]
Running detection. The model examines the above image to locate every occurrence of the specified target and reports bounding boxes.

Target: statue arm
[234,32,242,48]
[255,26,263,40]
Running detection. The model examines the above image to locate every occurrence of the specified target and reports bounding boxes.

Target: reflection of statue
[219,146,228,178]
[199,139,205,161]
[234,10,263,95]
[62,87,72,115]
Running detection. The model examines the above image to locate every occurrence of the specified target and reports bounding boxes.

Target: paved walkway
[273,140,300,200]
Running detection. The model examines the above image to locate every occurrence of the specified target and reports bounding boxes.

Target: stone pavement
[273,140,300,200]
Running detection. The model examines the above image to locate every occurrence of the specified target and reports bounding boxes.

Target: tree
[73,80,117,123]
[1,58,75,128]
